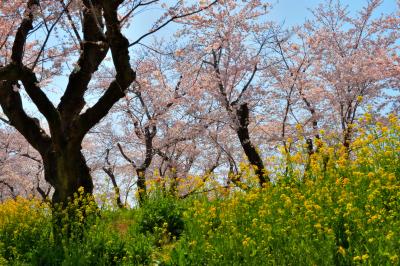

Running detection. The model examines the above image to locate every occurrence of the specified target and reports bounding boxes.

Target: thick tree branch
[0,64,60,134]
[58,2,109,123]
[77,0,135,137]
[0,0,51,153]
[11,0,40,64]
[19,66,60,125]
[0,81,51,153]
[0,117,10,125]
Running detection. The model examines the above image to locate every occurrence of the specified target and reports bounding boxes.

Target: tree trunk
[343,126,352,151]
[103,168,124,209]
[42,145,93,205]
[136,169,147,206]
[39,143,96,241]
[169,168,179,197]
[234,102,269,186]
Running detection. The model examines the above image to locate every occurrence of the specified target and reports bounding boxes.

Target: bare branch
[129,0,219,47]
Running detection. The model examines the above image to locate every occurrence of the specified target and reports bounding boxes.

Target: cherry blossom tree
[91,46,210,204]
[0,123,49,201]
[175,0,277,186]
[304,0,400,148]
[0,0,217,204]
[264,0,399,157]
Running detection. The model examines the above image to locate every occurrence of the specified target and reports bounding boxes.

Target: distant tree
[304,0,399,148]
[175,0,275,186]
[0,124,49,201]
[93,47,207,204]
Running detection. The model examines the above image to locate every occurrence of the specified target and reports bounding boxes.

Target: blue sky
[269,0,397,26]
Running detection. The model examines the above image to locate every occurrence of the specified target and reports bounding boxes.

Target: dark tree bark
[233,102,268,186]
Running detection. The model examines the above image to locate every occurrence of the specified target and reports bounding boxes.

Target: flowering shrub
[136,192,185,240]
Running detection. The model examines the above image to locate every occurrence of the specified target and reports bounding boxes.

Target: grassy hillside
[1,115,399,265]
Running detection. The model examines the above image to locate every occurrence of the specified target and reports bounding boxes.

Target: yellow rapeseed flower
[338,246,346,256]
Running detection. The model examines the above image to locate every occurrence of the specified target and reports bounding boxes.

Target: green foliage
[136,192,185,239]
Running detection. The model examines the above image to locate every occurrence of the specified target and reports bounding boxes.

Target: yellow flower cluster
[0,197,50,261]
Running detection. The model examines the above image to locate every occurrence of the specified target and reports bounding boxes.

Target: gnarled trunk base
[43,147,93,205]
